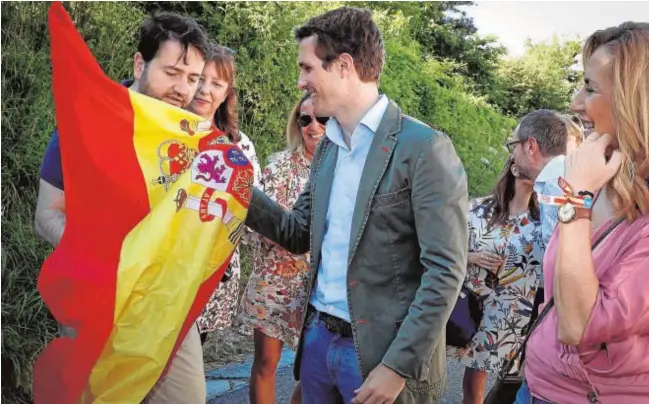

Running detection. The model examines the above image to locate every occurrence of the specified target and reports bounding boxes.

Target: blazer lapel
[347,101,401,265]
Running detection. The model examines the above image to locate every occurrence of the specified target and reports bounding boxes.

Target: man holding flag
[34,4,249,403]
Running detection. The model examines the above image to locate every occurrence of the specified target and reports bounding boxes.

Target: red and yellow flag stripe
[34,3,253,403]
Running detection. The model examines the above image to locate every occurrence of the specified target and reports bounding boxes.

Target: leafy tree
[352,1,506,93]
[489,37,582,116]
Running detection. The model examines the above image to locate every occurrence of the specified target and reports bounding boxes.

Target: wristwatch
[558,202,592,223]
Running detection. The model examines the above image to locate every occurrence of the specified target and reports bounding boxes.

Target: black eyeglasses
[505,139,522,153]
[298,115,329,128]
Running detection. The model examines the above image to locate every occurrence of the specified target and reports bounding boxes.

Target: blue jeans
[299,313,363,404]
[515,380,554,404]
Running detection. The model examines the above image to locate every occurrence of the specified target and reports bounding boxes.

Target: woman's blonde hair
[285,93,311,154]
[583,22,649,221]
[565,114,586,145]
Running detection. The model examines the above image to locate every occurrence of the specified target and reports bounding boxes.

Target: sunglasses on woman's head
[298,115,329,128]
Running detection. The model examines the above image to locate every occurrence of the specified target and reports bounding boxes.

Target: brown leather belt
[307,305,353,338]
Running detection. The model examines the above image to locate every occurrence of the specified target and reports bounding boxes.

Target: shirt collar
[325,94,389,150]
[535,155,565,184]
[359,94,389,133]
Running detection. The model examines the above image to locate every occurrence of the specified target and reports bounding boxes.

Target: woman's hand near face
[565,132,623,193]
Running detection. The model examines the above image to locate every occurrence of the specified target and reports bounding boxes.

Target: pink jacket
[525,215,649,403]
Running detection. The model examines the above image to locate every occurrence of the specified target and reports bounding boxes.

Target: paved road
[208,357,496,404]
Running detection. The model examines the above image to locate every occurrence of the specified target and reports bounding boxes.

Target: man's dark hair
[137,12,209,64]
[518,109,570,157]
[295,7,385,82]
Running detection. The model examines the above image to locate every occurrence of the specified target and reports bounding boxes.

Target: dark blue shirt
[40,129,64,190]
[40,79,134,191]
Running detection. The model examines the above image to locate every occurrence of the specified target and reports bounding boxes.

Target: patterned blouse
[196,131,261,334]
[238,149,311,350]
[449,197,545,373]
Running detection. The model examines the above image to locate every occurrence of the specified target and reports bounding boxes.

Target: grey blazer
[245,100,469,403]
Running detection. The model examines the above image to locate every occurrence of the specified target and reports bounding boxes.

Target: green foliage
[2,3,62,402]
[489,37,583,116]
[2,2,519,401]
[356,1,506,94]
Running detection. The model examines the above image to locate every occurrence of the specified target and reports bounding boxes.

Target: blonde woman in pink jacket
[515,22,649,404]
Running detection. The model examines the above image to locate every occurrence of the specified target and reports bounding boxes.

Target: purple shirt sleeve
[40,129,64,190]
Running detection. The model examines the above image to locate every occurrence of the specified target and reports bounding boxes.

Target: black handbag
[446,284,484,348]
[484,217,624,404]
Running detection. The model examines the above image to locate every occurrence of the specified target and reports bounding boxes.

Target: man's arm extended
[34,179,66,247]
[245,185,311,254]
[382,132,469,381]
[244,139,333,255]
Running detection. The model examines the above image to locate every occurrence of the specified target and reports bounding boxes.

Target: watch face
[558,203,576,223]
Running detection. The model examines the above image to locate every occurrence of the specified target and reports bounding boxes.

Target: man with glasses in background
[507,109,584,331]
[507,109,584,247]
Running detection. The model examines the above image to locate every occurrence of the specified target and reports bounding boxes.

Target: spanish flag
[33,3,253,403]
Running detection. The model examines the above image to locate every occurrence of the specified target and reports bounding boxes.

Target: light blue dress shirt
[310,94,390,322]
[533,155,566,249]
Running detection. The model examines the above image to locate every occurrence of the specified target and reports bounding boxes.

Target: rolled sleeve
[538,181,562,247]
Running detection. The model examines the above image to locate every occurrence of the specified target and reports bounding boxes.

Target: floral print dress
[449,197,545,373]
[196,132,261,333]
[238,149,311,350]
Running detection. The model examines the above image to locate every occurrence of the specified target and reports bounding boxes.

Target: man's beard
[515,161,535,181]
[139,68,187,108]
[518,167,536,181]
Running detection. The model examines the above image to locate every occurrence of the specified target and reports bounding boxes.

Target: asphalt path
[208,357,496,404]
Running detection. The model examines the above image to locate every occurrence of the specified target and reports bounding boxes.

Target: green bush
[1,2,514,401]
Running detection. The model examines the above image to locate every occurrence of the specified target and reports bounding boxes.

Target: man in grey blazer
[245,7,469,404]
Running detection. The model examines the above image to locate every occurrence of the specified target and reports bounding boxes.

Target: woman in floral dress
[239,94,325,404]
[188,44,261,342]
[449,157,545,404]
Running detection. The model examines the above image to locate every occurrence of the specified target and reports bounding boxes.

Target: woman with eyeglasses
[239,94,327,404]
[189,44,262,344]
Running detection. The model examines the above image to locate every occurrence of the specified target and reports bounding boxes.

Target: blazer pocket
[405,377,445,396]
[371,186,411,209]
